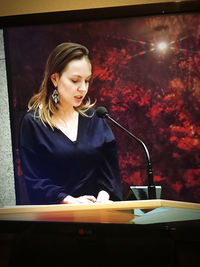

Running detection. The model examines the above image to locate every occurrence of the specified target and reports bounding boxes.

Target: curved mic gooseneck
[96,106,156,199]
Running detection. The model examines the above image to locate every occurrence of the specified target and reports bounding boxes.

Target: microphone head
[96,106,109,118]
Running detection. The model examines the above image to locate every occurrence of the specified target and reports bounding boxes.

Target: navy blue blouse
[19,109,122,204]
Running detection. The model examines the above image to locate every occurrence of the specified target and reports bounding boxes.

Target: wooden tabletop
[0,199,200,224]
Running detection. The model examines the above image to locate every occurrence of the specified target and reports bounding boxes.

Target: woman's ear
[50,73,59,87]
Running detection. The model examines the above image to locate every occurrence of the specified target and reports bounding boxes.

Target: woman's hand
[60,191,111,204]
[96,190,111,203]
[61,195,96,204]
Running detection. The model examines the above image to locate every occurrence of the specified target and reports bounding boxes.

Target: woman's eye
[71,79,78,83]
[71,78,90,84]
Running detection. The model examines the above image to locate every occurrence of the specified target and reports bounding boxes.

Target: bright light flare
[157,42,167,50]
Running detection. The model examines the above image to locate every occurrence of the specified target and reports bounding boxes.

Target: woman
[19,42,122,205]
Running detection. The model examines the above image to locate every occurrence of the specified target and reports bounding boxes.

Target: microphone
[96,106,156,199]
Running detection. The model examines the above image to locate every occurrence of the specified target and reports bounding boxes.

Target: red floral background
[5,13,200,204]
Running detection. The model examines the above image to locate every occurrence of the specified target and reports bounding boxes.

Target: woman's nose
[78,81,87,92]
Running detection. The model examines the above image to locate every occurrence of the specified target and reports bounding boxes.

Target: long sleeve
[19,112,67,204]
[95,119,122,201]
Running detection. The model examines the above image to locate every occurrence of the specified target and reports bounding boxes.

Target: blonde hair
[28,42,95,128]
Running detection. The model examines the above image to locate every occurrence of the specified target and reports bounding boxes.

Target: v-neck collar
[55,113,81,144]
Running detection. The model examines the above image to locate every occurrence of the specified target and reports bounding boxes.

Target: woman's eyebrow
[71,74,92,79]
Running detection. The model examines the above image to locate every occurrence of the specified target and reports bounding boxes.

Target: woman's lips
[74,95,83,101]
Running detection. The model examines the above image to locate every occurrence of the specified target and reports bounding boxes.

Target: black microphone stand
[104,113,156,199]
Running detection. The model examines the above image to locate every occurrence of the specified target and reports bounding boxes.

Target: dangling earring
[52,89,59,104]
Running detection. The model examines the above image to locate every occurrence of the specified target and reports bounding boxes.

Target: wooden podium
[1,199,200,224]
[1,200,200,267]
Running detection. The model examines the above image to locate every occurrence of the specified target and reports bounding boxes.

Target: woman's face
[51,57,92,109]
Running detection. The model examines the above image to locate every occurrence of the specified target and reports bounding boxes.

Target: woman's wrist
[60,195,73,204]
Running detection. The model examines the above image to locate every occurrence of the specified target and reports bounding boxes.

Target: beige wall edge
[0,0,185,17]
